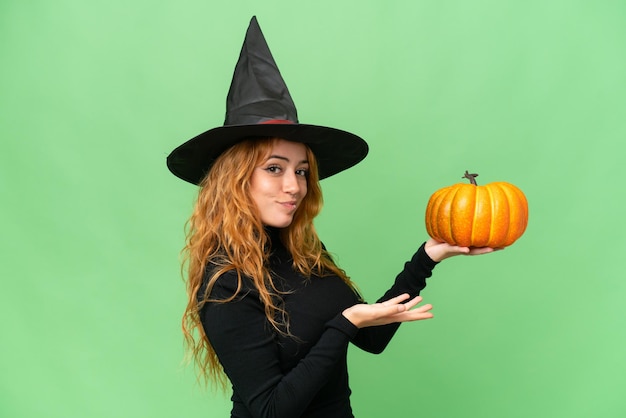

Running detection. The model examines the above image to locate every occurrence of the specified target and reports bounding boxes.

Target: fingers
[381,293,412,307]
[381,294,428,312]
[467,246,504,255]
[401,295,424,310]
[451,246,471,254]
[387,306,434,324]
[381,295,433,323]
[402,302,433,317]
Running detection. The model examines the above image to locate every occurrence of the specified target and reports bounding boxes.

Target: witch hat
[167,16,368,185]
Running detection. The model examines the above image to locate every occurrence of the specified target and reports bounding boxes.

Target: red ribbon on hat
[260,119,295,125]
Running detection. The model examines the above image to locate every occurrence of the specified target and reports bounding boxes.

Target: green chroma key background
[2,1,625,417]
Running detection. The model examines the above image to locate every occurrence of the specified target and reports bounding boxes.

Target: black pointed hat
[167,16,369,185]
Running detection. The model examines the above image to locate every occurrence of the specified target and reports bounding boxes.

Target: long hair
[181,137,356,388]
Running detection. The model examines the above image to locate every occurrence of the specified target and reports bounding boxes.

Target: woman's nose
[283,170,300,194]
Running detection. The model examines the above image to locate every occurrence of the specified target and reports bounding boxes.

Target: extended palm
[342,294,433,329]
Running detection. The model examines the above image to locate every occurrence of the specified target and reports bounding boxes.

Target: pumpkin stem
[463,170,479,185]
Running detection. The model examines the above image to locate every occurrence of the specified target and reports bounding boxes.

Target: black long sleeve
[352,242,438,354]
[199,242,437,418]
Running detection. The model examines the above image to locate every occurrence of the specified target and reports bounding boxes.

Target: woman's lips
[279,201,297,210]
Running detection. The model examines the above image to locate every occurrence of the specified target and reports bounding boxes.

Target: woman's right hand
[424,238,501,262]
[342,293,433,329]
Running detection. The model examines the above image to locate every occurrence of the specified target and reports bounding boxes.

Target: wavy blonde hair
[181,137,357,388]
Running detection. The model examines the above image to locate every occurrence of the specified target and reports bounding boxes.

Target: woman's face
[250,139,309,228]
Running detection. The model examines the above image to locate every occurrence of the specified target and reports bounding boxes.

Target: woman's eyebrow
[267,155,309,164]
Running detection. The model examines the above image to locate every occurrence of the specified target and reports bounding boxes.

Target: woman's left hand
[424,238,502,262]
[342,294,433,328]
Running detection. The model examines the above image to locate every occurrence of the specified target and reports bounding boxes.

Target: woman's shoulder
[201,268,257,301]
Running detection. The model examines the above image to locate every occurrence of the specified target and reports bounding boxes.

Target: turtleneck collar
[264,226,282,244]
[264,226,290,261]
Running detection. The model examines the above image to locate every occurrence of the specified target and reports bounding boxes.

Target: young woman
[167,17,495,418]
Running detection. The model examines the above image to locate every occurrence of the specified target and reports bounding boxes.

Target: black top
[199,229,438,418]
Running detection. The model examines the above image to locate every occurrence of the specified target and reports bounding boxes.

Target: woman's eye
[265,165,281,174]
[296,169,309,177]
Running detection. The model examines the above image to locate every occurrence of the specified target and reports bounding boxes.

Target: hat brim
[166,123,369,185]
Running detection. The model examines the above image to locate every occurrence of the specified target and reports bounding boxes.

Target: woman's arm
[346,242,436,353]
[346,239,498,353]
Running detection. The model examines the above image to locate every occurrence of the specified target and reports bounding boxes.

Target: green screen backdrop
[2,1,625,417]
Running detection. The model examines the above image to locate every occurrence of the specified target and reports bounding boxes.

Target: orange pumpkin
[425,171,528,248]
